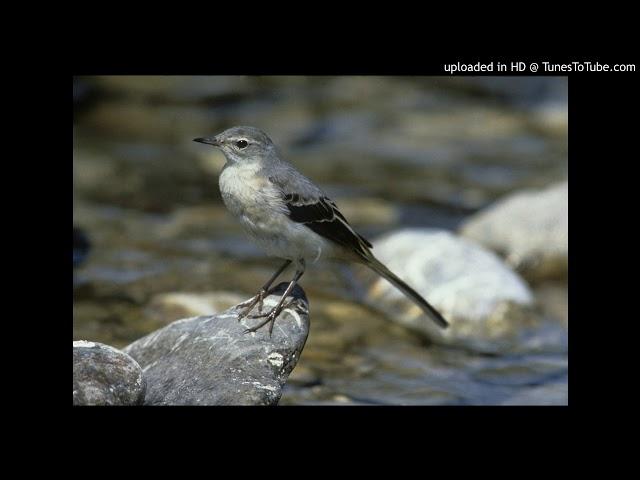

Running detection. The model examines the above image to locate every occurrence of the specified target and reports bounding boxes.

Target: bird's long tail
[365,256,449,329]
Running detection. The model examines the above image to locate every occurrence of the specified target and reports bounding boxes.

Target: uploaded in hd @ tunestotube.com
[444,61,636,74]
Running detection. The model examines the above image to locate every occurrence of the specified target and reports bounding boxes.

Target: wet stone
[123,283,309,405]
[460,181,568,282]
[73,341,146,406]
[363,228,565,354]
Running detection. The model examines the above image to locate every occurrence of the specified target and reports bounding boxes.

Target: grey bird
[194,126,449,335]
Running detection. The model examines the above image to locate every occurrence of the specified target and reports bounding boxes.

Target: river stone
[123,282,310,405]
[73,341,146,405]
[459,182,568,281]
[364,228,544,353]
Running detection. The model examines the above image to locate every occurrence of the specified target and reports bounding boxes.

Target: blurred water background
[73,76,568,405]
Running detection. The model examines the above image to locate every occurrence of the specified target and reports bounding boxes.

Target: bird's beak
[193,137,220,146]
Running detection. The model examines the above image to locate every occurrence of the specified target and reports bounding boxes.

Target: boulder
[363,229,566,354]
[73,341,146,405]
[460,182,568,281]
[123,283,310,405]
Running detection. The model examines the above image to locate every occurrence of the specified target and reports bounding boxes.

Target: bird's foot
[243,301,290,337]
[235,289,267,321]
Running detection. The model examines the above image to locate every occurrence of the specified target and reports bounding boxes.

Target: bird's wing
[267,173,373,260]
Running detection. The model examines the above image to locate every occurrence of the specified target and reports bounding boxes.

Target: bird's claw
[235,289,266,321]
[249,310,273,320]
[242,306,283,337]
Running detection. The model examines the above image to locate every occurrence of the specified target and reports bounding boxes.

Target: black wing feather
[284,195,372,257]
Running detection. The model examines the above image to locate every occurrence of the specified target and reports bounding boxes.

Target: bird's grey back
[260,147,326,202]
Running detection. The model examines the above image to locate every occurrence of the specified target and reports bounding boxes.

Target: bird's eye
[235,140,248,149]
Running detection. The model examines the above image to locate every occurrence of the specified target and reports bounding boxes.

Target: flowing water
[73,76,568,405]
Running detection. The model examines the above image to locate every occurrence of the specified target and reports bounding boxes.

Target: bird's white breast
[219,162,330,262]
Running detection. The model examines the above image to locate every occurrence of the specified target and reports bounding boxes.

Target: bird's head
[194,126,275,164]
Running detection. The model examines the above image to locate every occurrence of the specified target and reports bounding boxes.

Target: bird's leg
[236,260,291,321]
[244,260,305,336]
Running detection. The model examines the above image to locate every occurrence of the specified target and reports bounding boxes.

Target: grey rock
[123,283,310,405]
[73,341,146,405]
[460,182,568,281]
[363,228,565,353]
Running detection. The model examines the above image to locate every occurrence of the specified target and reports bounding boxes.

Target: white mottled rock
[364,228,560,353]
[124,283,309,406]
[460,181,568,281]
